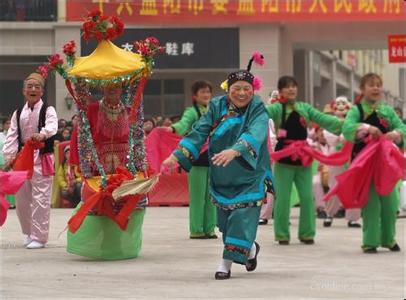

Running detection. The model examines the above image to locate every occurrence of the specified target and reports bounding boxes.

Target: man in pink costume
[3,72,58,249]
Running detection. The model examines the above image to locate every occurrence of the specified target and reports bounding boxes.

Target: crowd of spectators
[143,115,180,136]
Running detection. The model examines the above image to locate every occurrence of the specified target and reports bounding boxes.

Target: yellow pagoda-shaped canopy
[68,40,146,81]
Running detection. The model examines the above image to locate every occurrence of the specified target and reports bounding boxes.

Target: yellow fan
[112,175,160,201]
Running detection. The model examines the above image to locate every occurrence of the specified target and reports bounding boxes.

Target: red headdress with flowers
[82,9,124,42]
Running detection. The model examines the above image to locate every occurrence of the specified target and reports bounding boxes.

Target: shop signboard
[81,28,239,69]
[388,34,406,63]
[68,0,406,23]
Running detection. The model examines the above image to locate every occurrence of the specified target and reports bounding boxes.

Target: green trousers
[362,185,399,249]
[188,166,216,236]
[274,163,315,242]
[6,195,15,207]
[217,206,261,264]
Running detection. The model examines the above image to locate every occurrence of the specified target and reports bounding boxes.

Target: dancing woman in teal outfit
[163,65,273,280]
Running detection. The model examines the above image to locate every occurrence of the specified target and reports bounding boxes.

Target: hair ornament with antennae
[223,51,265,92]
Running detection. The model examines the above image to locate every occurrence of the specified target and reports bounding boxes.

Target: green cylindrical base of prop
[67,206,145,260]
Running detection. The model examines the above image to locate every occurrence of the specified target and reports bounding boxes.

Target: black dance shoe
[205,233,218,239]
[300,239,315,245]
[245,242,260,272]
[347,221,361,228]
[258,219,268,225]
[363,247,377,254]
[215,271,231,280]
[323,217,333,227]
[389,243,401,252]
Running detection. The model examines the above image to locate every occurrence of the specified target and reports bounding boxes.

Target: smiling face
[23,78,44,107]
[228,80,254,108]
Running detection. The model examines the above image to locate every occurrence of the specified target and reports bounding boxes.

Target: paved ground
[0,207,405,299]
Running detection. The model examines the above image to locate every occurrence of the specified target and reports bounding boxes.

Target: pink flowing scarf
[324,137,406,208]
[271,140,353,167]
[0,171,28,226]
[145,127,208,173]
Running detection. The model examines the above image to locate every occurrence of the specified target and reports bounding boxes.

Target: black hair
[191,80,213,96]
[144,118,156,127]
[277,76,298,90]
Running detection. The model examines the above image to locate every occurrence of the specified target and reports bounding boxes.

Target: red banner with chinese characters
[388,34,406,63]
[66,0,406,24]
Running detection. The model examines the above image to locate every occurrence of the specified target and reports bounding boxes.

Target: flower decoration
[252,76,263,91]
[247,51,265,72]
[63,40,77,67]
[252,51,265,66]
[36,53,67,79]
[82,9,124,42]
[220,80,228,91]
[379,117,389,129]
[63,40,76,56]
[48,54,67,77]
[133,37,165,65]
[221,50,265,93]
[36,64,50,79]
[299,116,307,128]
[48,53,64,69]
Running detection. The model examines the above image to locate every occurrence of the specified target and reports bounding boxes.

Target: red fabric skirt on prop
[67,167,143,233]
[0,171,29,226]
[324,137,406,209]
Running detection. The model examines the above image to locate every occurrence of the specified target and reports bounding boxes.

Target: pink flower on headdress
[253,76,262,91]
[36,64,50,78]
[252,51,265,66]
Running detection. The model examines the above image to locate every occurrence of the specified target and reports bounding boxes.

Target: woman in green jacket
[342,73,404,253]
[267,76,342,245]
[165,81,217,239]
